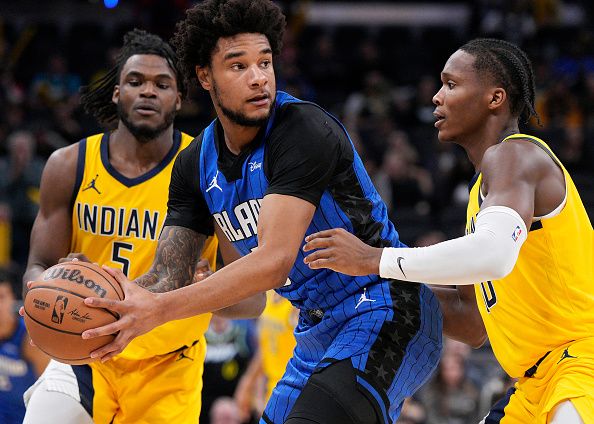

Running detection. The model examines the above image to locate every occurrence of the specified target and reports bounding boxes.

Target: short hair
[460,38,539,123]
[80,29,184,127]
[171,0,286,89]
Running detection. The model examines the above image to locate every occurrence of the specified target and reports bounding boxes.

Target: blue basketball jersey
[0,317,36,424]
[199,91,404,311]
[174,91,444,423]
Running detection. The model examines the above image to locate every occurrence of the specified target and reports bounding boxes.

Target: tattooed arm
[135,225,206,293]
[134,224,265,317]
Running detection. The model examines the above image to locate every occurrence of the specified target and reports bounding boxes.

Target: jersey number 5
[112,241,133,277]
[480,281,497,312]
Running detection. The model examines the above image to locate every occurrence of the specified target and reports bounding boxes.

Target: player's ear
[196,66,211,91]
[175,90,182,111]
[112,85,120,105]
[488,87,506,111]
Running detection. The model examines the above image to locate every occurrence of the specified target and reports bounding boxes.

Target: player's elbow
[257,250,295,288]
[477,246,518,281]
[483,263,513,281]
[270,255,295,284]
[469,325,488,349]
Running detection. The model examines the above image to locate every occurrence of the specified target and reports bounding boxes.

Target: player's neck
[109,123,175,176]
[462,118,519,171]
[217,116,262,155]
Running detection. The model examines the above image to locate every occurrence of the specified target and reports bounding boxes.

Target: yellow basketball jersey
[71,131,216,360]
[259,291,296,400]
[466,134,594,377]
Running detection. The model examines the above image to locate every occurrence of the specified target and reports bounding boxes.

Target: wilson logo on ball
[43,267,108,298]
[51,295,69,324]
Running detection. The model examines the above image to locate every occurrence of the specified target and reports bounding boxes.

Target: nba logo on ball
[51,295,69,324]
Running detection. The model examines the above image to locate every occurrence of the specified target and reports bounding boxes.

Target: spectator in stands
[0,268,48,424]
[30,54,80,108]
[419,352,480,424]
[0,131,45,268]
[210,396,242,424]
[201,316,256,424]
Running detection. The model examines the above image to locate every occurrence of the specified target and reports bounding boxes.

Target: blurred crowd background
[1,0,593,423]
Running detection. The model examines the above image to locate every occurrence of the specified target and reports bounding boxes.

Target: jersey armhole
[69,138,87,211]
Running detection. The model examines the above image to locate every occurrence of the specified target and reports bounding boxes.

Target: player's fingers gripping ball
[23,261,124,364]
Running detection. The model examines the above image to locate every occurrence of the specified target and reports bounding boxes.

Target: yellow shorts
[89,340,207,424]
[485,338,594,423]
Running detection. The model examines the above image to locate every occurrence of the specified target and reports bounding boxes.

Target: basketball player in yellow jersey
[235,291,297,419]
[21,30,264,424]
[304,38,594,423]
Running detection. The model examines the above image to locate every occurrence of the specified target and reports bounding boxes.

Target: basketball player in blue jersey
[304,39,594,423]
[80,1,443,423]
[21,29,264,424]
[0,270,48,424]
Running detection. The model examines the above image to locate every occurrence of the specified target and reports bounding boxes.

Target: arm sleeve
[265,104,348,206]
[163,139,215,236]
[379,206,528,285]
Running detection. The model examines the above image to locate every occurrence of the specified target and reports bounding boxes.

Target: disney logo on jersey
[249,161,262,172]
[213,198,263,242]
[206,170,223,192]
[511,225,522,242]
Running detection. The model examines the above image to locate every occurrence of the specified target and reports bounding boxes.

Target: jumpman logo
[206,170,222,192]
[82,174,101,194]
[557,347,577,364]
[176,351,194,362]
[355,288,376,309]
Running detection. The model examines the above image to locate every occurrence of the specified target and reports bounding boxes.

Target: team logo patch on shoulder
[511,225,522,242]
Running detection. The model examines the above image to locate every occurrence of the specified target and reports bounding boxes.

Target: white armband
[379,206,528,285]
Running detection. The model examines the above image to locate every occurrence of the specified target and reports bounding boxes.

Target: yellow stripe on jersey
[71,132,216,360]
[466,133,594,378]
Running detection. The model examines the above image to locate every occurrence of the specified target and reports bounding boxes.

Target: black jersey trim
[468,171,480,193]
[100,130,182,187]
[483,387,516,423]
[72,364,94,417]
[71,137,87,210]
[363,281,421,400]
[261,412,274,424]
[503,134,563,168]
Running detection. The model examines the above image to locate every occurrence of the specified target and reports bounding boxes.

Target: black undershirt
[164,102,355,235]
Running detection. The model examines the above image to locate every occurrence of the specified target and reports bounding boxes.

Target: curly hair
[171,0,286,89]
[80,28,184,127]
[460,38,539,124]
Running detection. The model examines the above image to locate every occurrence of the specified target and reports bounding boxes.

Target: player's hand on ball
[59,253,92,263]
[82,266,164,362]
[303,228,382,276]
[18,306,36,347]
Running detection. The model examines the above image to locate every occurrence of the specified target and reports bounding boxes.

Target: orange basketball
[23,261,124,365]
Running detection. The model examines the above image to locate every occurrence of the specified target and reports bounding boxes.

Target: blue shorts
[262,280,442,423]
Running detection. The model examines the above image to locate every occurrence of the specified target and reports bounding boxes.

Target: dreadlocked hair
[80,28,185,127]
[171,0,286,89]
[460,38,540,124]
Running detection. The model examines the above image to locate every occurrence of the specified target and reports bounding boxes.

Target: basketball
[23,261,124,365]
